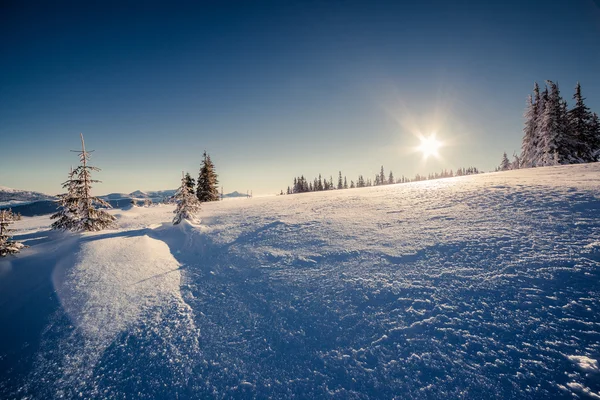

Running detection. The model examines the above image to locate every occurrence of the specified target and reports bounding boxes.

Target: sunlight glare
[418,134,442,159]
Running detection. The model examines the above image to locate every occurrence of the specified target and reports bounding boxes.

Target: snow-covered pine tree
[0,209,26,256]
[184,172,196,195]
[538,81,567,166]
[511,152,521,170]
[521,93,537,168]
[51,166,80,231]
[68,134,116,232]
[173,171,202,225]
[343,176,348,189]
[350,180,355,188]
[196,151,220,202]
[337,171,343,190]
[591,113,600,160]
[379,166,385,185]
[569,82,594,162]
[388,171,394,184]
[531,84,548,166]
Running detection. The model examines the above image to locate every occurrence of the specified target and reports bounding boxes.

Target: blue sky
[1,0,599,195]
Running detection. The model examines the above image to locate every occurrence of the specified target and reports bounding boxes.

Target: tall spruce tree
[196,151,219,202]
[591,113,600,160]
[57,134,116,232]
[379,166,385,185]
[569,82,594,162]
[388,171,394,184]
[174,172,202,225]
[337,171,343,190]
[531,84,549,166]
[0,209,25,256]
[538,81,566,166]
[521,93,537,168]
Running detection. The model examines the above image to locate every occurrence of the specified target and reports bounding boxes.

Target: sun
[417,134,442,159]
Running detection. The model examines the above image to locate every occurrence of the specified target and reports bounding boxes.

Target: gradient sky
[1,0,599,195]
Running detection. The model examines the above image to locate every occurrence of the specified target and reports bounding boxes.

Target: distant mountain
[0,186,55,207]
[223,191,249,198]
[100,189,177,202]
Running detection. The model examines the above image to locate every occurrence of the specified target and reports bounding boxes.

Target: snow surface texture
[1,164,600,399]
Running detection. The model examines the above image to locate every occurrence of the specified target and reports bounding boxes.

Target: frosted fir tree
[531,85,549,167]
[184,172,195,194]
[379,166,386,185]
[173,172,202,225]
[569,82,594,162]
[196,151,220,202]
[66,134,116,232]
[0,209,26,257]
[591,113,600,160]
[51,166,80,231]
[499,152,511,171]
[388,171,394,184]
[521,93,537,168]
[511,152,521,170]
[337,171,343,190]
[538,81,567,166]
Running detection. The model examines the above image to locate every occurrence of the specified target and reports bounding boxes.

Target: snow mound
[55,235,183,340]
[568,355,600,373]
[26,233,199,398]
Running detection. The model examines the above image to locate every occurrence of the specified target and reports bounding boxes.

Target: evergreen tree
[521,93,537,168]
[569,82,594,162]
[379,166,385,185]
[357,175,364,188]
[337,171,343,189]
[350,180,355,189]
[591,113,600,161]
[343,176,348,189]
[318,174,324,191]
[531,84,549,166]
[0,209,26,256]
[499,152,511,171]
[388,171,394,184]
[512,152,521,170]
[173,172,202,225]
[329,176,334,190]
[538,81,565,166]
[184,172,196,194]
[57,134,116,232]
[51,166,80,231]
[196,151,220,202]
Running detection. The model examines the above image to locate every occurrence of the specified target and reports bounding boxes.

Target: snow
[568,355,600,373]
[1,163,600,399]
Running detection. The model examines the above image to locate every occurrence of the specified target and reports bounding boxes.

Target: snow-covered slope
[1,164,599,399]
